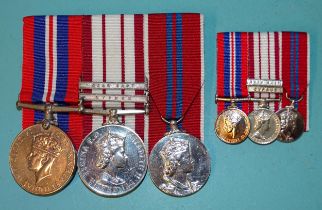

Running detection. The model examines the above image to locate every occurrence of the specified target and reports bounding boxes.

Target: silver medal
[276,106,304,143]
[77,111,147,197]
[149,120,210,197]
[248,101,281,144]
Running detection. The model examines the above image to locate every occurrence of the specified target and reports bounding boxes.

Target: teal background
[1,0,321,209]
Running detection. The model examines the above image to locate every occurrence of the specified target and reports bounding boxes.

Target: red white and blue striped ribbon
[217,32,249,113]
[217,32,310,131]
[21,14,204,151]
[20,16,83,148]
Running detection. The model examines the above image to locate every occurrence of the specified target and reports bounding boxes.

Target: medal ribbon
[217,32,310,131]
[20,14,204,151]
[81,15,147,149]
[217,32,249,113]
[281,32,309,131]
[247,32,282,113]
[20,16,83,149]
[148,13,204,152]
[81,14,204,152]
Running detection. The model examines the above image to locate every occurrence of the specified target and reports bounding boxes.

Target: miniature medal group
[215,92,305,145]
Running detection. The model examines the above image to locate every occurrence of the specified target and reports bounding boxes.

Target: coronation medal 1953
[149,118,210,197]
[276,94,304,143]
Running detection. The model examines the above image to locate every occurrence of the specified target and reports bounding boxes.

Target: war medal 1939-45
[248,100,281,145]
[9,104,76,195]
[215,101,250,144]
[78,110,148,197]
[149,119,210,197]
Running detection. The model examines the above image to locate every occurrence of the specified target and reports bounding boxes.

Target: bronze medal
[215,104,250,144]
[9,124,76,195]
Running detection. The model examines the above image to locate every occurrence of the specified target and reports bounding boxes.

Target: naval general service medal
[78,109,147,197]
[76,15,150,197]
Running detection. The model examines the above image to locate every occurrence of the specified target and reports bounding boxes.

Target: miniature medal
[149,119,210,197]
[78,110,147,197]
[215,102,250,144]
[9,106,76,195]
[248,100,281,144]
[276,95,304,142]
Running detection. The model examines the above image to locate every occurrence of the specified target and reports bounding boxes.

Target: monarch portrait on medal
[95,131,128,186]
[27,133,62,184]
[159,138,200,196]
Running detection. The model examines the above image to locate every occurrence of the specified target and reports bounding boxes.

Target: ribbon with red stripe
[281,32,309,131]
[217,32,310,131]
[20,15,83,149]
[148,13,204,152]
[80,14,204,152]
[247,32,282,114]
[21,14,204,151]
[81,14,148,150]
[217,32,249,113]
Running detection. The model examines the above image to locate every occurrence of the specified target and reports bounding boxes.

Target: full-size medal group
[9,14,210,197]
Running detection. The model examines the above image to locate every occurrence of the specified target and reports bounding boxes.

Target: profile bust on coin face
[27,133,63,184]
[215,107,250,144]
[248,109,280,144]
[277,108,304,142]
[149,132,210,197]
[95,131,128,186]
[77,125,147,197]
[159,137,198,195]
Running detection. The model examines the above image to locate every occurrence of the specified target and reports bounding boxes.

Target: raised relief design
[27,133,62,184]
[223,110,242,139]
[159,138,200,196]
[95,131,128,186]
[252,110,272,139]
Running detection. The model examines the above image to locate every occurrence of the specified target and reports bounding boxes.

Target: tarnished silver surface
[276,107,304,142]
[149,132,210,197]
[248,108,281,144]
[77,125,147,197]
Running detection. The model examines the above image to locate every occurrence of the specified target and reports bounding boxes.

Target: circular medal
[276,107,304,142]
[9,124,76,195]
[248,108,281,144]
[149,132,210,197]
[77,124,147,197]
[215,107,250,144]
